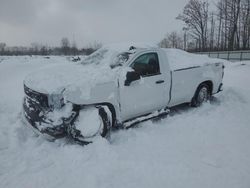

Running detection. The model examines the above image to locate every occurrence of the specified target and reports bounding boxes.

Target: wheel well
[191,80,213,107]
[199,80,213,94]
[96,103,117,128]
[75,102,117,128]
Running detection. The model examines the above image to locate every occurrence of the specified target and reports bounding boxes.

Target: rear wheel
[191,84,211,107]
[68,106,111,145]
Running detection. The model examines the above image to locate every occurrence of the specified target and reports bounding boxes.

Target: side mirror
[124,71,140,86]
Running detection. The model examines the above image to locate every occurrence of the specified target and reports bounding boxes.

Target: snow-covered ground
[0,56,250,188]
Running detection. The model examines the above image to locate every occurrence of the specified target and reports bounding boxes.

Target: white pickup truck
[22,45,224,144]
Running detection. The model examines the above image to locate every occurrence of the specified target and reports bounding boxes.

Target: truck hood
[24,63,118,100]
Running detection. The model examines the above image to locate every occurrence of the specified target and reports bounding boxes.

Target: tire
[191,83,211,107]
[68,106,111,145]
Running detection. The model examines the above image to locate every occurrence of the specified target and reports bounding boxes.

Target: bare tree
[158,32,183,49]
[0,42,6,52]
[40,46,49,55]
[209,12,216,50]
[158,38,170,48]
[216,0,223,50]
[216,0,245,50]
[183,27,189,50]
[87,41,102,50]
[0,43,6,55]
[240,0,250,49]
[177,0,209,51]
[228,0,241,50]
[168,32,183,48]
[83,41,102,55]
[61,37,70,55]
[71,40,78,56]
[30,42,42,55]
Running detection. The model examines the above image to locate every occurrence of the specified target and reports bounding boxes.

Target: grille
[24,84,49,108]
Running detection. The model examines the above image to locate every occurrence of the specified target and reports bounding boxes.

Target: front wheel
[191,84,211,107]
[68,106,111,145]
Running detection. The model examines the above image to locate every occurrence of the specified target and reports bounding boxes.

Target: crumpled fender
[64,81,121,120]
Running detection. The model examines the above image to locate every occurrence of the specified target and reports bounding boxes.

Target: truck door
[119,52,169,121]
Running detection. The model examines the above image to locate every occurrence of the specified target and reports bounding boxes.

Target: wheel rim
[197,87,208,103]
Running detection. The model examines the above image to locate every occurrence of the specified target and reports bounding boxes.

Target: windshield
[81,48,108,65]
[81,48,135,68]
[110,52,134,68]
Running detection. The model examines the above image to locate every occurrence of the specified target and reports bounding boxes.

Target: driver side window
[130,53,160,77]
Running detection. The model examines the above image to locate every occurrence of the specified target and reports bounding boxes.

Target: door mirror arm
[124,71,140,86]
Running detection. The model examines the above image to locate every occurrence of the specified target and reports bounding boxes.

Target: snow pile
[164,49,227,70]
[24,63,118,99]
[74,107,102,138]
[24,45,136,99]
[1,56,250,188]
[24,44,153,99]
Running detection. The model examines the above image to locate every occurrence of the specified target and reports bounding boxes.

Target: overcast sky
[0,0,190,47]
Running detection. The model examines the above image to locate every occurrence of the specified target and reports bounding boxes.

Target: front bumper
[22,110,55,140]
[22,97,78,139]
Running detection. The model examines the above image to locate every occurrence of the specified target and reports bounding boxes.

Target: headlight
[48,93,64,109]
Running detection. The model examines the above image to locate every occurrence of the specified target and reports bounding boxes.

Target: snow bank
[1,57,250,188]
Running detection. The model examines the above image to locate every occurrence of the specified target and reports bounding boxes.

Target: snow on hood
[24,43,147,99]
[24,63,114,98]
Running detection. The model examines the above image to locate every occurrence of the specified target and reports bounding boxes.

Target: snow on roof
[163,48,224,70]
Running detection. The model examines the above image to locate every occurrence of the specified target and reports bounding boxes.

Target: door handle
[155,80,165,84]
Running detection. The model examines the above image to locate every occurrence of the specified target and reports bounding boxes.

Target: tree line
[1,0,249,55]
[159,0,250,52]
[0,38,102,56]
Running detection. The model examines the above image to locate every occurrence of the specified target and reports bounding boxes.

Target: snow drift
[0,55,250,188]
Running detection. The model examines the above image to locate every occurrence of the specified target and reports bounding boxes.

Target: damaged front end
[22,84,78,139]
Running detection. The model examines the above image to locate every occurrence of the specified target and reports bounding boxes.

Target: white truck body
[118,48,223,121]
[23,45,224,139]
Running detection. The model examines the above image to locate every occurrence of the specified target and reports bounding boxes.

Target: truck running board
[123,108,170,129]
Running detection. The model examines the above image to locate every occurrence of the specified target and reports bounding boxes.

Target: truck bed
[163,48,224,71]
[162,49,224,107]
